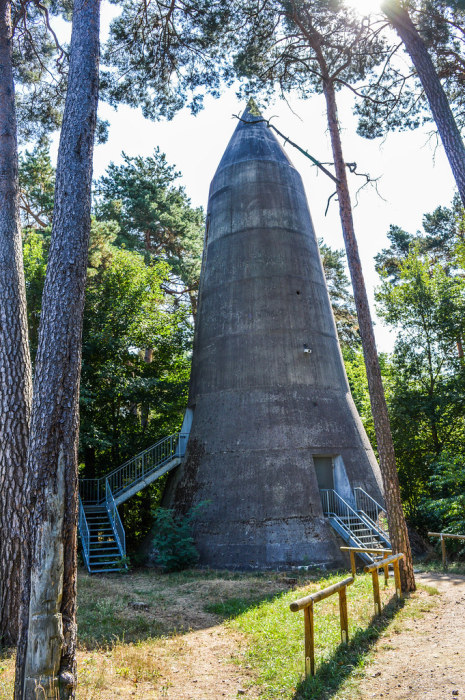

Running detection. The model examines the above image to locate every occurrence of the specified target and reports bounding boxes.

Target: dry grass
[0,566,441,699]
[0,567,288,698]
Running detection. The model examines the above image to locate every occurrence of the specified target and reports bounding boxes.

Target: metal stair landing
[320,488,391,564]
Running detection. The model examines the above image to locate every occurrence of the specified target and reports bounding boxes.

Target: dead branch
[234,114,340,184]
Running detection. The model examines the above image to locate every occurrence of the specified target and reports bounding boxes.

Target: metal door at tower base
[314,456,335,490]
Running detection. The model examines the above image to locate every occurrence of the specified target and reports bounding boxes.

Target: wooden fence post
[393,559,402,600]
[304,603,315,677]
[339,587,349,643]
[371,568,381,615]
[441,535,447,570]
[364,553,405,614]
[383,552,389,585]
[349,550,356,577]
[290,576,354,678]
[429,533,465,569]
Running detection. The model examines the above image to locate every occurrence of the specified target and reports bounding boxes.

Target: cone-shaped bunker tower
[167,104,384,568]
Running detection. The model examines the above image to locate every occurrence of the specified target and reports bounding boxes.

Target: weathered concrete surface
[167,104,384,569]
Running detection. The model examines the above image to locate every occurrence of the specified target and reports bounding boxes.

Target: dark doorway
[314,456,334,490]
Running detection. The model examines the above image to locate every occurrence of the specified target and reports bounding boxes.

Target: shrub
[151,503,207,572]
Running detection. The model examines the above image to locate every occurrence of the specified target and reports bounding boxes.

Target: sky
[93,86,457,352]
[53,0,458,353]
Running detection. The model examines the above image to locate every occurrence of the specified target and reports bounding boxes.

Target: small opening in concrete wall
[314,455,335,490]
[296,290,300,295]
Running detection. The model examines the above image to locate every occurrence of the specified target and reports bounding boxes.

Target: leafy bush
[151,503,207,572]
[418,452,465,555]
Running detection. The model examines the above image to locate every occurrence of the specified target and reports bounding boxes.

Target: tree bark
[0,0,33,646]
[14,0,100,696]
[141,346,153,429]
[382,0,465,207]
[322,76,416,592]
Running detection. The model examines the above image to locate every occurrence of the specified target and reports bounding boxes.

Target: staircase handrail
[354,487,389,540]
[79,431,189,504]
[105,479,126,559]
[320,488,361,520]
[79,478,104,505]
[320,489,380,550]
[106,431,189,500]
[78,496,90,571]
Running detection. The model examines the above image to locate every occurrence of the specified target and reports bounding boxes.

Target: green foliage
[80,240,192,471]
[95,150,204,314]
[375,195,465,282]
[12,1,69,144]
[21,147,199,552]
[418,452,465,539]
[102,0,393,131]
[356,2,465,139]
[19,146,55,229]
[319,240,360,350]
[230,0,388,105]
[151,504,207,572]
[375,199,465,528]
[102,0,230,119]
[211,572,422,700]
[23,230,48,358]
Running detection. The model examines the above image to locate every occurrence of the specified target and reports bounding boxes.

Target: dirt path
[355,572,465,700]
[150,626,260,699]
[121,571,465,700]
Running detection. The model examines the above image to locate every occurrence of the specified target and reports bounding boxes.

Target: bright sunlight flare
[346,0,382,16]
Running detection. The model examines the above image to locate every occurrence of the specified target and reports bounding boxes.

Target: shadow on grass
[77,567,299,650]
[204,592,284,619]
[293,596,406,700]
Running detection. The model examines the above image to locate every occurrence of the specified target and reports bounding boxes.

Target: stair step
[85,510,107,514]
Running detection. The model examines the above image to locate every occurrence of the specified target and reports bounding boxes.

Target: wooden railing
[364,553,404,615]
[428,532,465,569]
[340,546,392,579]
[289,576,354,677]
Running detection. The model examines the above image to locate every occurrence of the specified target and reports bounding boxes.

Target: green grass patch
[77,572,166,648]
[206,594,278,618]
[207,571,433,700]
[414,559,465,576]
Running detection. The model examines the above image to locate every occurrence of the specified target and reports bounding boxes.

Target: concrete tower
[167,104,384,569]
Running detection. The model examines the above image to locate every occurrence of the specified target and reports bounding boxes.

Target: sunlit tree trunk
[382,0,465,207]
[0,0,33,646]
[14,0,100,696]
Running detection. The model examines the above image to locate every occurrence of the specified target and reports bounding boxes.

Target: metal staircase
[78,431,189,573]
[320,487,390,564]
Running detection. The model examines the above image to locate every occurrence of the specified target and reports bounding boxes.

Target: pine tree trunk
[382,0,465,207]
[322,76,416,592]
[14,0,100,696]
[0,0,33,646]
[141,347,153,429]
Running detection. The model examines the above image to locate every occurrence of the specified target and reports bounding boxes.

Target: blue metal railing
[354,487,389,540]
[105,479,126,560]
[78,496,90,571]
[79,429,190,572]
[79,432,189,505]
[320,489,380,550]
